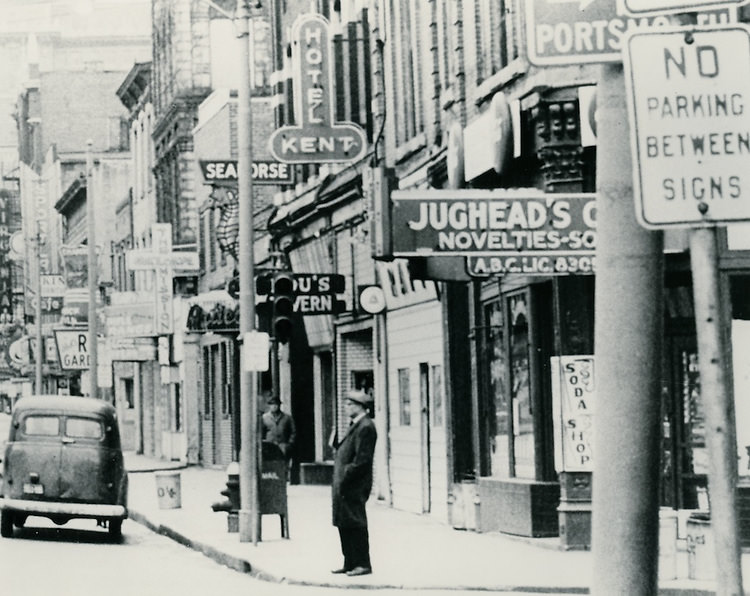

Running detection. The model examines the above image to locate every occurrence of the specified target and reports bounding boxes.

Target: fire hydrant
[211,462,240,532]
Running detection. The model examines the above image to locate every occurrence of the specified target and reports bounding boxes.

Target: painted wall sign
[268,13,367,163]
[390,190,597,257]
[526,0,734,65]
[199,160,293,185]
[623,25,750,228]
[551,355,595,472]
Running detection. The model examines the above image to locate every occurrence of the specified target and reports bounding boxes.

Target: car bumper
[0,498,127,519]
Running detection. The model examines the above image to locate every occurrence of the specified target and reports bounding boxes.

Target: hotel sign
[391,189,597,258]
[268,13,367,164]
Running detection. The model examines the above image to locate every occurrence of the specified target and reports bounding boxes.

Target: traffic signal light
[226,274,239,299]
[271,272,295,344]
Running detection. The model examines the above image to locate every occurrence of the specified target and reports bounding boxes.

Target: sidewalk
[124,453,731,594]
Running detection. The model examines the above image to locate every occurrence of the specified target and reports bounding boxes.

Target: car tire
[1,510,14,538]
[108,518,123,540]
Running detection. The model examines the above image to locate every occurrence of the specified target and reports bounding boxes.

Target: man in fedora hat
[261,392,296,462]
[331,388,377,577]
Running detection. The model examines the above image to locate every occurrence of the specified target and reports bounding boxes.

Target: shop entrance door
[660,334,708,510]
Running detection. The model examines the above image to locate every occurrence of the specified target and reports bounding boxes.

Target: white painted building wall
[378,259,448,522]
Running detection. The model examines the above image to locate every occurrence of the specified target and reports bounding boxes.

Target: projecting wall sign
[268,13,367,164]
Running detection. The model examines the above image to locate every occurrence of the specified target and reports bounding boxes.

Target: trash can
[260,441,288,538]
[659,508,678,580]
[155,471,182,509]
[686,512,714,581]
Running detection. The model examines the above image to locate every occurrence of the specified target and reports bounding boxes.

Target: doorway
[419,362,431,513]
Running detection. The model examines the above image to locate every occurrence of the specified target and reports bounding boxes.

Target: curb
[127,504,716,595]
[127,507,592,593]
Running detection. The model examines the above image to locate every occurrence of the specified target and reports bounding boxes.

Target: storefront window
[486,299,509,478]
[731,274,750,477]
[432,365,444,427]
[509,293,535,479]
[398,368,411,426]
[681,350,707,476]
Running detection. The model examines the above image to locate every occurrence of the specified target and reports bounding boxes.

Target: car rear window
[65,417,103,440]
[23,415,60,436]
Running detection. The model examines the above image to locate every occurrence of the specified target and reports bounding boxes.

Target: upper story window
[475,0,519,84]
[436,0,456,103]
[384,0,425,147]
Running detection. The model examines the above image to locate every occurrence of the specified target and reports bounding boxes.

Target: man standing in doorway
[331,389,377,577]
[261,393,296,463]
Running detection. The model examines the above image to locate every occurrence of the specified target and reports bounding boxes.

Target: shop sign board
[525,0,734,65]
[390,189,597,260]
[289,273,344,295]
[107,337,157,362]
[620,0,749,17]
[551,356,595,472]
[125,224,199,334]
[293,294,345,314]
[105,297,157,338]
[199,160,293,185]
[466,253,596,277]
[41,274,65,297]
[54,329,91,370]
[623,25,750,227]
[268,13,367,164]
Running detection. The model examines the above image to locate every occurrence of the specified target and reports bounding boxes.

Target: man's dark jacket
[261,410,296,458]
[332,414,377,528]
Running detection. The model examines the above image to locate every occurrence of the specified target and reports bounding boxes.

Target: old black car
[0,395,128,540]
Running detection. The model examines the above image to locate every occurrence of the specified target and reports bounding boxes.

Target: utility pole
[86,140,98,399]
[236,0,259,544]
[591,63,664,594]
[33,221,43,393]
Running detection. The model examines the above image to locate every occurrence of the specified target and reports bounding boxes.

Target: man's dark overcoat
[332,414,377,528]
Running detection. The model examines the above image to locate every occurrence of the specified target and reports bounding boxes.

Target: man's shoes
[346,566,372,577]
[330,568,349,574]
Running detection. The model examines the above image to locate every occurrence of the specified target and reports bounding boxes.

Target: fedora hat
[346,389,373,406]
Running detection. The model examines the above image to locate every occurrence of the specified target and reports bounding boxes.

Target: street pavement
[123,453,749,594]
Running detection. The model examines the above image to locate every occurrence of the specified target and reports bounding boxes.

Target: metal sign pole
[236,0,259,545]
[689,227,743,594]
